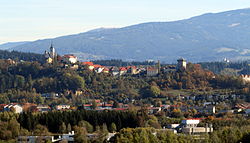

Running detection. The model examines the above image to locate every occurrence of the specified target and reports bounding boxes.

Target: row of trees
[110,126,250,143]
[17,110,140,133]
[0,50,45,63]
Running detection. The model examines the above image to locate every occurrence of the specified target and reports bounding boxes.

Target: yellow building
[46,57,53,64]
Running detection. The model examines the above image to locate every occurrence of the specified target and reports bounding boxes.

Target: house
[82,62,94,66]
[146,67,159,76]
[166,124,180,129]
[119,67,127,75]
[75,90,83,96]
[235,103,250,109]
[6,58,16,65]
[103,68,110,73]
[195,105,216,114]
[163,65,176,73]
[241,75,250,83]
[95,103,113,110]
[41,93,59,99]
[69,64,79,69]
[147,106,162,114]
[82,62,95,70]
[110,67,120,76]
[36,105,51,112]
[55,105,71,110]
[83,104,92,110]
[93,65,104,73]
[127,66,138,74]
[4,104,23,113]
[62,54,78,64]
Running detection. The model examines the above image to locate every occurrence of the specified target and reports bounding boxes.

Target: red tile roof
[119,67,127,71]
[93,64,103,68]
[82,62,94,66]
[63,54,77,58]
[103,68,109,72]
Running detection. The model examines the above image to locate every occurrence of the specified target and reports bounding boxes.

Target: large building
[181,119,213,134]
[176,58,187,70]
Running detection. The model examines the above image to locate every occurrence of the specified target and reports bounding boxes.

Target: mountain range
[2,8,250,62]
[0,42,28,50]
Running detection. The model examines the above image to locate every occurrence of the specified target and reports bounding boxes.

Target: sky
[1,0,250,44]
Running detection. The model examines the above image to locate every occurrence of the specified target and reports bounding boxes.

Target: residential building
[146,67,159,76]
[4,104,23,113]
[55,105,71,110]
[62,54,78,64]
[110,67,120,76]
[127,66,139,74]
[36,105,51,112]
[82,62,95,70]
[241,75,250,83]
[119,67,127,75]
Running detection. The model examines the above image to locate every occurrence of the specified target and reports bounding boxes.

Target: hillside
[8,8,250,62]
[0,41,28,50]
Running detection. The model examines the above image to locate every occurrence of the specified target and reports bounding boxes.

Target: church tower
[177,58,187,70]
[44,42,57,64]
[49,43,56,59]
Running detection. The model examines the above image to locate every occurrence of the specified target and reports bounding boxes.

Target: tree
[110,122,117,133]
[149,86,161,97]
[67,123,72,133]
[78,120,93,133]
[33,124,50,136]
[74,126,87,143]
[59,122,67,134]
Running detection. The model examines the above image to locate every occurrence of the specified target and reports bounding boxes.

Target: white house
[4,104,23,113]
[55,105,71,110]
[62,54,78,64]
[181,119,213,134]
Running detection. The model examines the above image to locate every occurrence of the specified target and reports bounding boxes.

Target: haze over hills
[0,41,28,50]
[4,8,250,62]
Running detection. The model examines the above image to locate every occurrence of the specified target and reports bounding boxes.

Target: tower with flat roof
[177,58,186,70]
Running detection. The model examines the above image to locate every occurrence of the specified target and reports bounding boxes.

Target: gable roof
[82,62,94,66]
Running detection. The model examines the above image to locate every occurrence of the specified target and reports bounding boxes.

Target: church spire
[49,41,56,58]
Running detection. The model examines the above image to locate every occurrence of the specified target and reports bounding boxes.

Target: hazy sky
[1,0,250,44]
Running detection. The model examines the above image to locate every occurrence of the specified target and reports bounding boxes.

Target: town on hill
[1,45,250,142]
